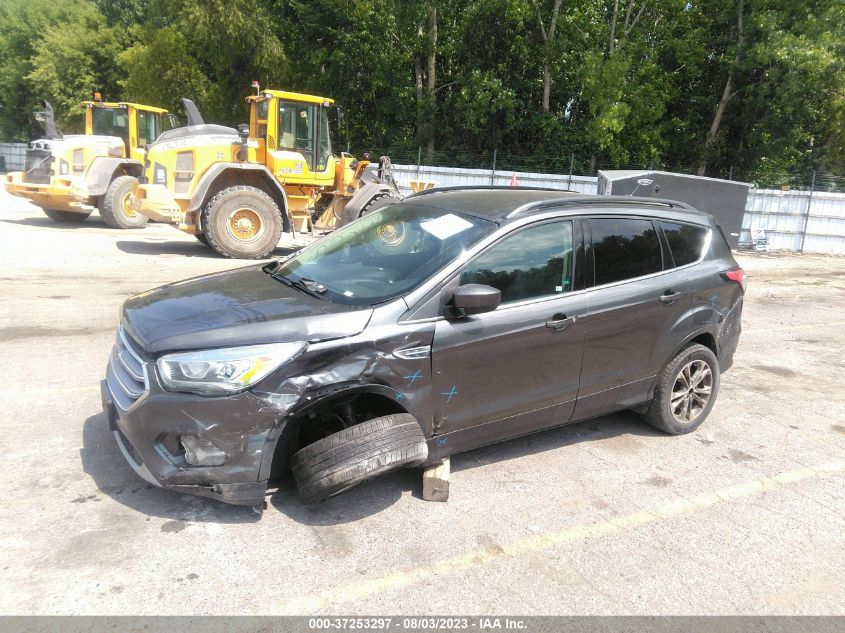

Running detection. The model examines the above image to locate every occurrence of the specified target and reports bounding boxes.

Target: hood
[122,265,373,354]
[154,124,238,145]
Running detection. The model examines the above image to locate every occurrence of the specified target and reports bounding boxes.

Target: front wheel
[292,413,428,504]
[643,343,720,435]
[201,186,283,259]
[42,208,91,223]
[99,175,147,229]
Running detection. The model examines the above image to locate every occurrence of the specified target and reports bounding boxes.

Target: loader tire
[42,208,91,223]
[358,193,392,218]
[201,186,283,259]
[99,175,147,229]
[292,413,429,504]
[194,233,209,245]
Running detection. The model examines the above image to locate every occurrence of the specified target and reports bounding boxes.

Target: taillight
[721,268,747,293]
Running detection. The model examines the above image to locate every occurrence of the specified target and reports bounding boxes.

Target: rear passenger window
[661,222,709,267]
[461,221,573,303]
[591,218,662,286]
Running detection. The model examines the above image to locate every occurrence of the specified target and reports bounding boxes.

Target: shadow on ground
[270,411,663,526]
[116,239,303,259]
[82,409,663,526]
[0,215,111,229]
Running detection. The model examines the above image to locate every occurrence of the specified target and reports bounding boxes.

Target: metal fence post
[490,148,497,186]
[567,154,574,189]
[416,146,422,179]
[798,170,816,253]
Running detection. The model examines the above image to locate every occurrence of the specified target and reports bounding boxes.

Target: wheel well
[644,331,719,407]
[688,332,717,357]
[198,169,290,232]
[115,164,142,180]
[267,391,408,480]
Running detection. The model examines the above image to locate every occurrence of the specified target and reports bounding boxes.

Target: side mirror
[451,284,501,317]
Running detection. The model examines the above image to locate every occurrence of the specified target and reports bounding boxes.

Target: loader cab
[247,90,335,189]
[83,101,171,162]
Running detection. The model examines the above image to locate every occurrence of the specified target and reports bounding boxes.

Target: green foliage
[27,6,128,133]
[119,26,211,116]
[0,0,125,139]
[0,0,842,180]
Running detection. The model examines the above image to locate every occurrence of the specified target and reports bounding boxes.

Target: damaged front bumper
[100,331,286,506]
[5,171,93,212]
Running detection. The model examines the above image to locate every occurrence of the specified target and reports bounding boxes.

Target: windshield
[275,203,497,306]
[92,107,129,143]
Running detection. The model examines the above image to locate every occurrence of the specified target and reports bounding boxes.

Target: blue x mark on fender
[404,369,423,387]
[441,385,458,403]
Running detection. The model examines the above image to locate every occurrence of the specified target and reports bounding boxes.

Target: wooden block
[423,458,450,502]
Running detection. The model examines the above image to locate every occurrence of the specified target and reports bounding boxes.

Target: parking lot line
[277,458,845,614]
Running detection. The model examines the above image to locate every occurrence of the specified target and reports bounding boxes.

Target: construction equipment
[5,96,176,228]
[130,86,401,258]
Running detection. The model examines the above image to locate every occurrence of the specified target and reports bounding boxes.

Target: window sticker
[420,213,474,240]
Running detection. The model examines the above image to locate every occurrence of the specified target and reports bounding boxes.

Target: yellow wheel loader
[5,97,176,228]
[130,87,400,259]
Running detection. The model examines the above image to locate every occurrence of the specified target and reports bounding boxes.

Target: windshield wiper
[270,272,327,300]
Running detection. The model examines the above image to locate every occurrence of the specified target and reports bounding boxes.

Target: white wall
[0,143,26,171]
[393,163,845,255]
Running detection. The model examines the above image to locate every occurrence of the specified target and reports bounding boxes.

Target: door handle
[546,313,576,331]
[659,290,684,304]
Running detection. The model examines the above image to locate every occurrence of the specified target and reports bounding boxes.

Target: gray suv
[100,187,745,508]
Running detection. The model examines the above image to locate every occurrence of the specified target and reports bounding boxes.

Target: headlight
[156,342,306,396]
[174,151,194,194]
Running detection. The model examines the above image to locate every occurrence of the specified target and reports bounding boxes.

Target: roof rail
[506,195,697,218]
[404,185,575,200]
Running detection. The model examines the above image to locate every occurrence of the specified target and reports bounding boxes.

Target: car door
[573,215,692,420]
[431,219,587,449]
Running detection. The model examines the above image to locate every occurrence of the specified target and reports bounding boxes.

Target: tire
[643,343,720,435]
[42,208,91,222]
[201,185,283,259]
[194,233,209,245]
[358,192,392,218]
[292,413,429,504]
[99,175,147,229]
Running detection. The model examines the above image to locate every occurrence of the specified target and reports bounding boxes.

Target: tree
[531,0,562,114]
[0,0,126,139]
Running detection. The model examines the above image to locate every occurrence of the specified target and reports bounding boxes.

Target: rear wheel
[643,343,720,435]
[194,233,209,245]
[42,208,91,222]
[99,175,147,229]
[292,413,428,504]
[201,186,283,259]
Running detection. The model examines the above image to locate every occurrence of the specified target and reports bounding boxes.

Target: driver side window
[279,101,315,169]
[460,221,574,304]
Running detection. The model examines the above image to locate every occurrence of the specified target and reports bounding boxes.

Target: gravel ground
[0,190,843,616]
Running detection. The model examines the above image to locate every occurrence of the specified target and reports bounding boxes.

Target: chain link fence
[353,145,845,195]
